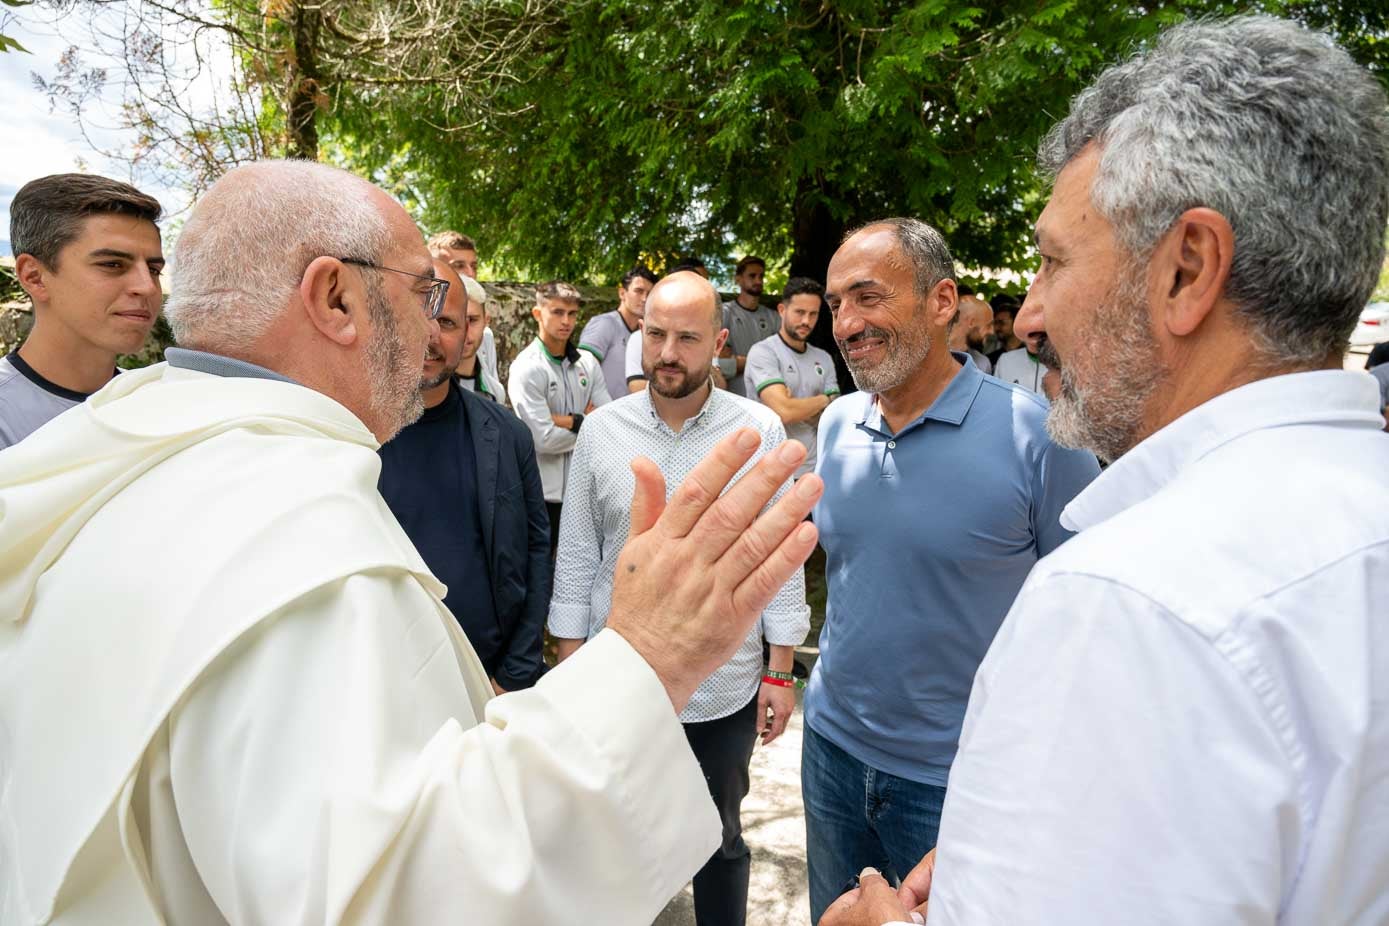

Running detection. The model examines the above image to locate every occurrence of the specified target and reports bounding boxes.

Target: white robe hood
[0,363,492,922]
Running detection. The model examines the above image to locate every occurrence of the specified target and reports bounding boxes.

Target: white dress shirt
[927,370,1389,924]
[548,384,811,722]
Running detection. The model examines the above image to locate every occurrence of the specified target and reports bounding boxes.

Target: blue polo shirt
[805,353,1100,786]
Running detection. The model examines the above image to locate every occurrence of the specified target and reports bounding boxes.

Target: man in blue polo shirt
[802,218,1099,921]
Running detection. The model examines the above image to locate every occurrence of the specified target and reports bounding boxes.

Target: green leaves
[319,0,1387,284]
[1,0,31,54]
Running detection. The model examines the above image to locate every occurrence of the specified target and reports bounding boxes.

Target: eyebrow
[89,248,165,266]
[826,278,882,299]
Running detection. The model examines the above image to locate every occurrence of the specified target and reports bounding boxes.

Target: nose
[426,317,441,347]
[1014,292,1045,347]
[129,264,160,297]
[833,307,864,343]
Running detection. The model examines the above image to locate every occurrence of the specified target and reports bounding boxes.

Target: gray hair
[165,159,391,352]
[1039,15,1389,367]
[847,217,958,300]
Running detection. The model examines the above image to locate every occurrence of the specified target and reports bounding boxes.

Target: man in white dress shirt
[0,159,824,925]
[825,15,1389,926]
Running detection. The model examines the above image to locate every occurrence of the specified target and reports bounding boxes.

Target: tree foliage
[337,0,1386,284]
[28,0,1389,286]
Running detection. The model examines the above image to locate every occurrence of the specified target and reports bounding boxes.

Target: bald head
[165,159,406,353]
[166,158,437,444]
[641,270,728,400]
[647,270,722,332]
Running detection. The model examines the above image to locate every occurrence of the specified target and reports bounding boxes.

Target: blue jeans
[801,724,945,923]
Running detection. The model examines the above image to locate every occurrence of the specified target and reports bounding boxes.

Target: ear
[714,327,729,355]
[777,302,787,317]
[14,254,50,304]
[1152,207,1234,338]
[928,278,958,328]
[300,256,360,348]
[531,304,543,325]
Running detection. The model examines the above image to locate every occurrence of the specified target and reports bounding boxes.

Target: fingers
[769,699,791,741]
[656,429,762,539]
[689,439,808,563]
[897,848,936,910]
[627,457,668,537]
[755,688,770,734]
[729,484,821,620]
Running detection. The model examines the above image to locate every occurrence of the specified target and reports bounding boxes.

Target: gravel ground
[654,686,813,926]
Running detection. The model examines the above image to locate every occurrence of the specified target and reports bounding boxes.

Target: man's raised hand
[605,429,821,712]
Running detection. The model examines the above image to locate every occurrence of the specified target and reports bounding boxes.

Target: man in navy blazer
[378,261,551,692]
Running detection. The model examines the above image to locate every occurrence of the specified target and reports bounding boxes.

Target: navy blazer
[459,386,553,689]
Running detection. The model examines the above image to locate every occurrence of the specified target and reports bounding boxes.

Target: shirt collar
[1061,369,1385,533]
[857,351,983,435]
[165,347,299,385]
[537,338,581,366]
[642,379,720,433]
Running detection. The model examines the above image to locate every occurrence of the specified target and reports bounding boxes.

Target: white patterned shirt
[548,384,811,722]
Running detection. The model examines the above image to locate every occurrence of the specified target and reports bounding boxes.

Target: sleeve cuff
[755,377,786,394]
[547,601,593,640]
[578,343,604,361]
[529,629,722,888]
[761,604,811,646]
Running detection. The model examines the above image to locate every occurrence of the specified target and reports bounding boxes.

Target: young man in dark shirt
[378,260,551,693]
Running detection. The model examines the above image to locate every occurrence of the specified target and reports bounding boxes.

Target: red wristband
[761,675,795,687]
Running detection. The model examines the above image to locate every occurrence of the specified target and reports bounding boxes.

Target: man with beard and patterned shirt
[802,218,1099,923]
[549,271,810,926]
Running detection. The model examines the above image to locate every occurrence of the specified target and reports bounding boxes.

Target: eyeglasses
[338,257,449,320]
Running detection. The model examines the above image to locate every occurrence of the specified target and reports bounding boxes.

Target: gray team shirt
[579,309,640,399]
[721,299,780,396]
[0,352,93,451]
[744,334,840,476]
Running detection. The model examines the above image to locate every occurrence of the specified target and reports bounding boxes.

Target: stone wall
[0,280,624,379]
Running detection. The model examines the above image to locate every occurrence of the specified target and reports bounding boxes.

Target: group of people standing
[1,12,1387,926]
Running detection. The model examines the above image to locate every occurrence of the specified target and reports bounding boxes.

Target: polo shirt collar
[1061,369,1384,533]
[857,351,983,435]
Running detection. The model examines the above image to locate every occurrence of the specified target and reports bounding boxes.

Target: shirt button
[887,440,897,449]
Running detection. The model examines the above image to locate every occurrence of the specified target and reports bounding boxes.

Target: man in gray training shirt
[1,174,163,450]
[721,255,780,396]
[744,277,840,477]
[579,266,656,398]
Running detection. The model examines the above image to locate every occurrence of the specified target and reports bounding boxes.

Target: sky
[0,9,194,257]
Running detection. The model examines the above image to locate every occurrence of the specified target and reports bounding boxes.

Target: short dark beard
[648,360,712,399]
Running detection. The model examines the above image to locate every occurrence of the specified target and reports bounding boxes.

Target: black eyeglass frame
[338,256,449,320]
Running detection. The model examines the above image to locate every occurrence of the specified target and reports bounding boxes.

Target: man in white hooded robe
[0,160,822,925]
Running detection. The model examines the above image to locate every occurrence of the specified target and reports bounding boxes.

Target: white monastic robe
[0,362,720,924]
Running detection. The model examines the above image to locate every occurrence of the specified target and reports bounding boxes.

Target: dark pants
[545,501,562,559]
[801,724,946,923]
[683,693,760,926]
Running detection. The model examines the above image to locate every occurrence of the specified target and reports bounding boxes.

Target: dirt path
[654,688,812,926]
